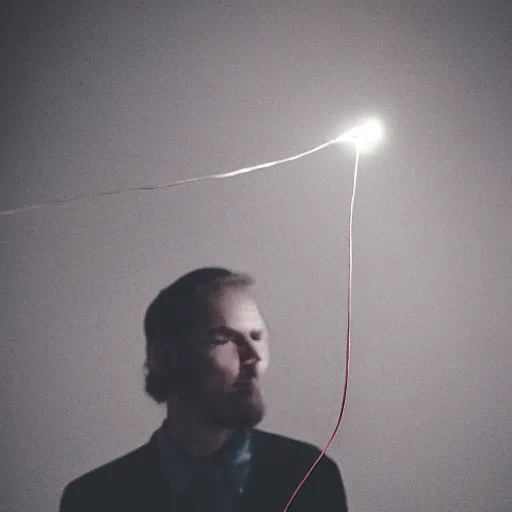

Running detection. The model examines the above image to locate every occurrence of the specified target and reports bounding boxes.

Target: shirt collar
[152,420,253,495]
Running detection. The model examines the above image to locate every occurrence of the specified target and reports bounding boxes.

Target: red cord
[284,145,360,511]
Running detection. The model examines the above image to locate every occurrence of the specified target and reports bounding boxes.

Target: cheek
[209,345,241,377]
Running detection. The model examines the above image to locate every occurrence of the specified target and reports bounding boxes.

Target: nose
[239,339,261,367]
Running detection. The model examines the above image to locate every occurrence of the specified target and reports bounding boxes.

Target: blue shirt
[152,421,253,511]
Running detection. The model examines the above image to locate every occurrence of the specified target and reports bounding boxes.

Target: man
[60,267,348,511]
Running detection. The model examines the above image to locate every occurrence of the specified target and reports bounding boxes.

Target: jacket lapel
[237,430,294,512]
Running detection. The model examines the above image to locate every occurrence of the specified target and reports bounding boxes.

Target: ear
[147,342,177,376]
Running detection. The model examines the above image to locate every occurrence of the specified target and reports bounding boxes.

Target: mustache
[238,362,258,380]
[233,373,258,388]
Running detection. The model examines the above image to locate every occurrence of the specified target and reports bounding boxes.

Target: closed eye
[208,327,265,345]
[212,336,232,345]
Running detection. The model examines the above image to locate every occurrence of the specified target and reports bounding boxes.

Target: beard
[170,367,266,428]
[204,386,266,428]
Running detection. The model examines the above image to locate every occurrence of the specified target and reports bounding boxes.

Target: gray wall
[1,1,511,511]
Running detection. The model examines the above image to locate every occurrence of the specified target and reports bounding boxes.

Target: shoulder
[252,429,340,472]
[250,430,348,510]
[59,443,155,511]
[66,442,153,487]
[253,429,327,457]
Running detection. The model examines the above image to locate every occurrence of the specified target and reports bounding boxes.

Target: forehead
[200,287,265,330]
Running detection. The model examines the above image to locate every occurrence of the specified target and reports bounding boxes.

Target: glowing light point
[334,117,384,153]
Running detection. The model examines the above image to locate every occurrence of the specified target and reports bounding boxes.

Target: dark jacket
[59,429,348,512]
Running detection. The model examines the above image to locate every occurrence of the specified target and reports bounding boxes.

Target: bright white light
[334,117,384,153]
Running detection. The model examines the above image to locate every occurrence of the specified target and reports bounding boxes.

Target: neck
[165,396,235,458]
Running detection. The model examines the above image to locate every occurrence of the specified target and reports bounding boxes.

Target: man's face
[173,286,269,428]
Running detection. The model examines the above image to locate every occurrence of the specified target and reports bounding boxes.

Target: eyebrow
[208,326,265,338]
[208,326,233,335]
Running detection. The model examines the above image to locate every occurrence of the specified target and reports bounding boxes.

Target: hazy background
[1,1,511,511]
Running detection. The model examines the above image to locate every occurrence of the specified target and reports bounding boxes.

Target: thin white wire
[0,140,336,217]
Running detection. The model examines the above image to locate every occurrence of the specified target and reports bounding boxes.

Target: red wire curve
[284,145,361,511]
